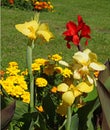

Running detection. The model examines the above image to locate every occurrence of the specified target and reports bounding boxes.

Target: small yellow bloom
[51,54,62,61]
[35,77,48,87]
[54,66,63,73]
[34,58,49,66]
[62,68,73,78]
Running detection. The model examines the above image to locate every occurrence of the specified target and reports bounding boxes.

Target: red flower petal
[73,35,80,45]
[81,25,91,38]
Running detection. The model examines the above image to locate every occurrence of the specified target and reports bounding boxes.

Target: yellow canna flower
[15,14,54,41]
[72,49,106,83]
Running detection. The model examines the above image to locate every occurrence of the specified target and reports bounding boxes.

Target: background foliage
[1,0,110,71]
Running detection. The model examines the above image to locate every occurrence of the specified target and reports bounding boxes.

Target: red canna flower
[63,15,91,49]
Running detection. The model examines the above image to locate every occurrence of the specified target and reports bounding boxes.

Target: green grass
[1,0,110,70]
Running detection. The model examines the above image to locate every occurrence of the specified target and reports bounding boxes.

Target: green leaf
[86,99,100,130]
[1,101,16,130]
[70,113,79,130]
[97,80,110,129]
[78,99,100,130]
[42,94,55,125]
[12,100,29,121]
[98,59,110,91]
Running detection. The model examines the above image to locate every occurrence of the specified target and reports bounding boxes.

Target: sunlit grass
[1,0,110,70]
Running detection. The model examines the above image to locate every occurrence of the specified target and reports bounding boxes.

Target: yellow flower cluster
[32,58,49,71]
[0,62,30,103]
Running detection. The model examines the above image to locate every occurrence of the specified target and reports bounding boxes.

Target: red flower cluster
[63,15,91,49]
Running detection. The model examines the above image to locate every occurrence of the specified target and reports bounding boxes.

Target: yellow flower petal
[76,82,94,93]
[73,70,81,79]
[57,83,69,92]
[37,23,54,42]
[62,91,75,106]
[59,60,69,67]
[70,84,82,97]
[89,62,106,71]
[15,20,39,40]
[73,51,89,65]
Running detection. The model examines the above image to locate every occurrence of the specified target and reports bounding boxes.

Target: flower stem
[77,43,83,51]
[27,40,34,113]
[66,106,72,130]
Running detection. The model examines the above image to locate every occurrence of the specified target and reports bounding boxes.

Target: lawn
[1,0,110,70]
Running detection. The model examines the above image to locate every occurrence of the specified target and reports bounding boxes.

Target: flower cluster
[33,1,54,11]
[1,0,54,12]
[63,15,91,49]
[1,49,105,116]
[1,14,107,130]
[0,62,30,103]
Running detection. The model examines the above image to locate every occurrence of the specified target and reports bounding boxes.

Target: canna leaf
[70,113,79,130]
[0,101,16,130]
[97,80,110,129]
[98,59,110,92]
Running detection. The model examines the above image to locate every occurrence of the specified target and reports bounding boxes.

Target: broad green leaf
[98,59,110,91]
[102,112,110,130]
[86,99,100,130]
[78,99,100,130]
[97,80,110,129]
[12,100,29,121]
[70,113,79,130]
[1,101,16,130]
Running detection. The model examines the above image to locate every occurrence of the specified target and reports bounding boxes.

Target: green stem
[27,40,34,113]
[66,106,72,130]
[77,43,83,51]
